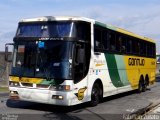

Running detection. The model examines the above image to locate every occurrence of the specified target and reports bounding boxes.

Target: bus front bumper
[9,87,76,106]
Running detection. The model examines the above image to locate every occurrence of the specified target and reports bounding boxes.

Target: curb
[129,99,160,120]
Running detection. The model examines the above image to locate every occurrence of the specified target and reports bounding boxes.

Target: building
[0,52,10,87]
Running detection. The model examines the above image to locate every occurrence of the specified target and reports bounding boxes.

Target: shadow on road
[6,99,88,120]
[6,98,124,120]
[6,90,139,113]
[6,99,89,113]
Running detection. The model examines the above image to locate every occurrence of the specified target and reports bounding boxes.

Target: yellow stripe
[9,76,43,84]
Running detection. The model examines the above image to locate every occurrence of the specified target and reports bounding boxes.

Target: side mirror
[5,43,14,62]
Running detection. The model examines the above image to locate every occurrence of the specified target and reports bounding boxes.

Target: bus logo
[75,87,87,100]
[128,58,145,66]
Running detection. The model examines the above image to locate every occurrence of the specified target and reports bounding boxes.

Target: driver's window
[74,44,85,83]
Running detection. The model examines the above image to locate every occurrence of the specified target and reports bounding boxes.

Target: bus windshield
[11,41,73,79]
[16,22,76,37]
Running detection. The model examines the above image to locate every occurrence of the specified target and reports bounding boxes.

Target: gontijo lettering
[128,58,145,66]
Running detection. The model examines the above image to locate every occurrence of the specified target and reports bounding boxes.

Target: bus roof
[20,16,94,23]
[95,21,155,43]
[20,16,155,43]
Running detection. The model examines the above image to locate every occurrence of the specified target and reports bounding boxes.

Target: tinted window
[17,22,76,37]
[94,27,104,51]
[126,39,132,53]
[109,32,116,51]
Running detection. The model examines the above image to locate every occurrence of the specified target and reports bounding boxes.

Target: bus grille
[36,84,50,88]
[21,83,33,87]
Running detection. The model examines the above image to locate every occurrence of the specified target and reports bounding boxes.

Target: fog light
[58,96,63,100]
[10,91,18,95]
[10,91,14,94]
[9,81,20,87]
[10,91,19,100]
[52,95,63,100]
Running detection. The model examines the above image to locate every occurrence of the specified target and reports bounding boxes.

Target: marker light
[52,95,63,100]
[9,81,20,87]
[50,85,71,91]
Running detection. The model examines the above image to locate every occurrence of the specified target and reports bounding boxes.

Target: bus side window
[147,43,152,57]
[132,39,140,55]
[126,38,132,54]
[116,36,122,52]
[102,30,109,50]
[140,41,146,56]
[109,32,116,51]
[121,37,126,54]
[149,43,155,58]
[94,28,103,51]
[144,42,148,57]
[132,40,137,55]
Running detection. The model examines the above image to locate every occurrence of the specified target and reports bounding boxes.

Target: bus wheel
[138,78,146,93]
[142,81,147,92]
[90,83,100,106]
[145,75,149,89]
[137,81,143,93]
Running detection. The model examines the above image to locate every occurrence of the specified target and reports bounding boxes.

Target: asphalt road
[1,78,160,120]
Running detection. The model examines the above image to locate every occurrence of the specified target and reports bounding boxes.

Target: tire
[138,78,146,93]
[90,84,100,106]
[142,81,147,92]
[137,81,143,93]
[145,76,149,88]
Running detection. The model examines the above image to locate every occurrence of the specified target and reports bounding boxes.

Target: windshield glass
[16,22,76,37]
[11,41,73,79]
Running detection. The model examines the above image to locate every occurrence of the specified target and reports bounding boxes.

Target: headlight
[9,81,20,87]
[50,85,70,91]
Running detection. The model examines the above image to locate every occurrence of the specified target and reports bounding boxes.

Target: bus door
[73,42,89,101]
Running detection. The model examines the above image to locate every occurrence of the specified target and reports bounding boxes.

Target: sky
[0,0,160,53]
